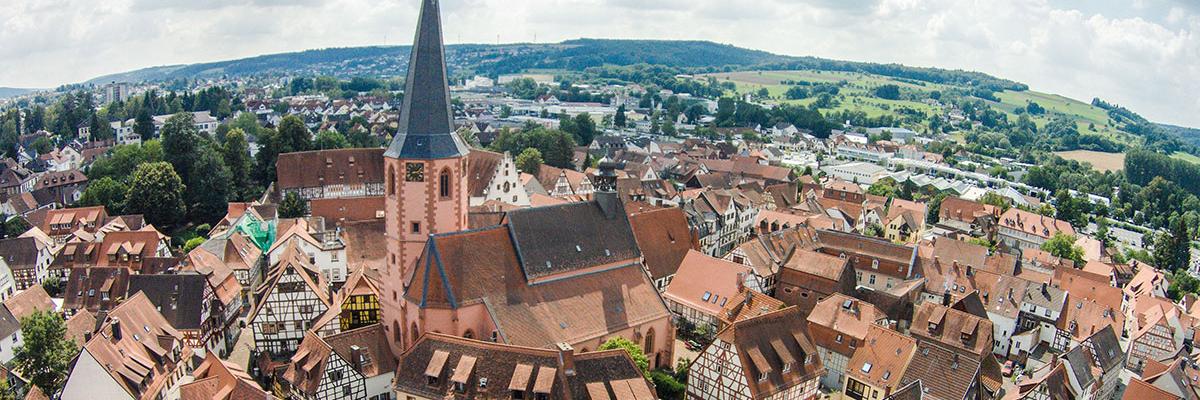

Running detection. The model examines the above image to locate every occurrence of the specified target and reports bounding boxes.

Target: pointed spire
[385,0,469,160]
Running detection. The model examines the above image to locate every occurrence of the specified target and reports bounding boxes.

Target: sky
[2,0,1198,127]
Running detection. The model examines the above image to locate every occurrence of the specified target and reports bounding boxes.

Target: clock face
[405,162,425,182]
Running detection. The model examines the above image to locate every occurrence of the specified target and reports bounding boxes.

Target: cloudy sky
[2,0,1198,126]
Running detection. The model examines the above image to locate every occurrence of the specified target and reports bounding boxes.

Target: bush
[183,237,205,254]
[649,369,686,400]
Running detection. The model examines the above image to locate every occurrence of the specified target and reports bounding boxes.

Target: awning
[508,363,533,391]
[585,382,610,400]
[746,346,772,374]
[622,378,657,400]
[533,366,557,394]
[770,338,795,366]
[424,350,449,378]
[450,355,477,384]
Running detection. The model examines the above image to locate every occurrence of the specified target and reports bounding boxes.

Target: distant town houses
[0,1,1191,399]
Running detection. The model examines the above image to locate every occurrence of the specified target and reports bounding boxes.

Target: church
[378,0,674,368]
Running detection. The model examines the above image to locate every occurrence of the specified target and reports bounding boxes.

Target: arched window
[463,329,475,339]
[644,327,656,356]
[393,321,401,343]
[410,322,420,344]
[439,168,451,199]
[387,166,395,196]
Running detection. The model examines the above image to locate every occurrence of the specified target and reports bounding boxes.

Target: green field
[697,70,1143,146]
[698,70,947,121]
[1172,151,1200,165]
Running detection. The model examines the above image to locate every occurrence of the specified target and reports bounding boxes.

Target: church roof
[385,0,469,160]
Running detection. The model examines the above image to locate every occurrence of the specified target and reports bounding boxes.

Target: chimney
[556,343,576,377]
[965,265,973,277]
[942,290,952,306]
[109,317,121,340]
[736,272,746,294]
[1041,282,1048,296]
[349,345,364,373]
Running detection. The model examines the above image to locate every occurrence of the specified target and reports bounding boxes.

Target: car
[1002,361,1015,377]
[686,340,703,351]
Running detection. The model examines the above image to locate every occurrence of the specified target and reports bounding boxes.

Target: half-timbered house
[248,242,332,357]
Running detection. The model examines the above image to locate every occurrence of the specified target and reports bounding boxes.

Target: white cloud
[0,0,1197,126]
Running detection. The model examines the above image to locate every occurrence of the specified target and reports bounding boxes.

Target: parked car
[1002,360,1015,377]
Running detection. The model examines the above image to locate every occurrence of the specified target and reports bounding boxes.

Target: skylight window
[702,291,712,301]
[862,363,872,373]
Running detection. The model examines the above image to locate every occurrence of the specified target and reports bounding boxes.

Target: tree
[77,177,128,215]
[785,86,809,100]
[873,84,901,100]
[515,148,543,175]
[314,130,350,150]
[980,192,1011,213]
[133,108,154,139]
[12,310,77,395]
[567,113,597,146]
[160,112,199,185]
[0,215,30,239]
[222,129,253,201]
[88,113,114,141]
[615,105,627,128]
[1155,217,1192,272]
[183,237,206,254]
[864,223,886,238]
[276,115,312,153]
[188,145,231,224]
[867,178,900,198]
[599,337,649,374]
[279,192,309,219]
[1041,232,1084,266]
[126,162,186,228]
[926,192,950,224]
[30,137,53,155]
[253,128,281,187]
[1053,190,1087,229]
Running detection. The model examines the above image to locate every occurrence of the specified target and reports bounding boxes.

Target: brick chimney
[109,317,121,340]
[556,343,576,377]
[736,272,746,294]
[349,345,364,373]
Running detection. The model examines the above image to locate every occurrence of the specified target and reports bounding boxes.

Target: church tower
[382,0,470,356]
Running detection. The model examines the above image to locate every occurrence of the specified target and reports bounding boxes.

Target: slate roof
[385,0,469,160]
[0,237,39,270]
[126,273,208,331]
[505,200,641,281]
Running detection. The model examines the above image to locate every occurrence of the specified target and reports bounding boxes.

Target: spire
[385,0,469,160]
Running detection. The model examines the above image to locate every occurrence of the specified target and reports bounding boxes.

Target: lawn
[1054,150,1126,172]
[696,70,946,121]
[1172,151,1200,165]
